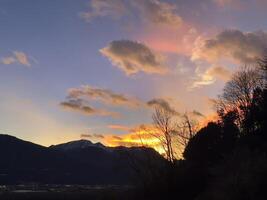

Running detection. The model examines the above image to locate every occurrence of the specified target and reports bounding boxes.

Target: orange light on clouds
[103,113,219,156]
[138,23,199,55]
[104,124,166,154]
[107,124,131,131]
[198,113,219,128]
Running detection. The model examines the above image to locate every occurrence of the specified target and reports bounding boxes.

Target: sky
[1,0,267,147]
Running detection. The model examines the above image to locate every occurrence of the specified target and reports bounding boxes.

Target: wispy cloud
[2,56,16,65]
[147,98,179,115]
[108,124,131,131]
[132,0,182,27]
[80,133,104,139]
[13,51,31,66]
[100,40,167,75]
[80,0,182,27]
[80,0,127,22]
[80,134,92,138]
[60,98,118,117]
[60,85,142,117]
[112,135,123,140]
[212,0,238,7]
[1,51,31,67]
[67,85,142,107]
[192,110,205,117]
[192,65,232,88]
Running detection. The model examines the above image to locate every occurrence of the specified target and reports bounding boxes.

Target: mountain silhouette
[0,134,163,185]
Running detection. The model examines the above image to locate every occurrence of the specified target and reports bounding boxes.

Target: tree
[216,67,264,132]
[258,53,267,84]
[152,106,176,163]
[176,113,198,148]
[152,107,197,163]
[183,122,223,164]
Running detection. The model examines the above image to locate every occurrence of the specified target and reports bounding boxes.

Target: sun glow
[103,113,219,156]
[104,125,166,154]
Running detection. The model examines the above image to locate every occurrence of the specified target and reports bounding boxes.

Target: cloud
[60,99,95,114]
[105,124,160,144]
[14,51,31,66]
[60,98,118,117]
[192,110,205,117]
[212,0,237,6]
[60,85,141,117]
[132,0,182,27]
[80,0,127,22]
[108,124,131,131]
[80,0,182,27]
[206,66,232,81]
[192,30,267,64]
[212,0,251,9]
[192,65,232,88]
[1,56,16,65]
[112,135,122,140]
[67,85,141,107]
[100,40,167,75]
[93,133,105,139]
[147,98,179,115]
[1,51,31,67]
[81,133,104,139]
[104,124,166,154]
[80,134,92,138]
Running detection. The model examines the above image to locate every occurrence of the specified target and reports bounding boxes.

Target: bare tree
[258,54,267,86]
[217,68,263,112]
[175,113,198,149]
[152,106,175,162]
[216,66,264,130]
[152,107,197,163]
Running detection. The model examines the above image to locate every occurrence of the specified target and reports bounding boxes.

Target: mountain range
[0,134,164,185]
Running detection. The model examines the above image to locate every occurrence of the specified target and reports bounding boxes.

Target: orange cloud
[107,124,131,131]
[104,124,165,154]
[104,112,219,156]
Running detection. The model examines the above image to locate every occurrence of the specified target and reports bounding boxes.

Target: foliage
[134,55,267,200]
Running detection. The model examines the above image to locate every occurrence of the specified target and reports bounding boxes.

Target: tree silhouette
[216,67,264,133]
[134,55,267,200]
[183,122,223,164]
[152,107,197,162]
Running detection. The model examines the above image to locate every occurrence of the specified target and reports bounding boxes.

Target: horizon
[1,0,267,153]
[0,133,104,147]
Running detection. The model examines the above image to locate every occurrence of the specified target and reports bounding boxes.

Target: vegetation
[2,55,267,200]
[133,55,267,200]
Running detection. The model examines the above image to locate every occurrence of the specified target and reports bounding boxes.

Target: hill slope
[0,134,164,185]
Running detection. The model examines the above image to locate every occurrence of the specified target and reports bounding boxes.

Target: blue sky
[0,0,267,146]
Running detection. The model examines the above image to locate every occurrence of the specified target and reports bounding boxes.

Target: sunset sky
[1,0,267,147]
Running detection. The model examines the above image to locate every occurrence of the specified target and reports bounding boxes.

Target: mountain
[0,134,164,185]
[50,139,105,151]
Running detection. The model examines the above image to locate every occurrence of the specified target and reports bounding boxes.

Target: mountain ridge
[0,134,164,185]
[49,139,106,151]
